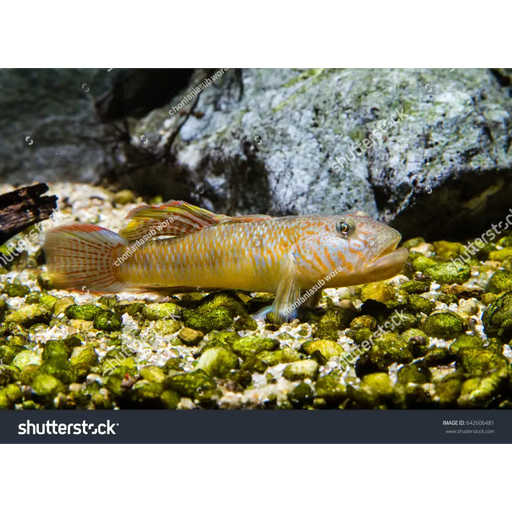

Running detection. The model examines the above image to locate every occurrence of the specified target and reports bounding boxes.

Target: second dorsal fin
[118,200,271,241]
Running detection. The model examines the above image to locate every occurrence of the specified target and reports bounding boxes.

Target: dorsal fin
[118,200,271,241]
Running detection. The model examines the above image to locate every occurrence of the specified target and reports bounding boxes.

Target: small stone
[12,349,42,370]
[113,189,136,205]
[65,304,102,321]
[197,347,239,378]
[25,291,41,304]
[53,297,75,316]
[233,314,258,331]
[349,315,377,331]
[257,348,302,367]
[161,389,180,409]
[288,382,313,407]
[142,303,181,321]
[400,280,431,294]
[164,369,217,398]
[3,282,30,297]
[93,310,123,331]
[31,374,67,400]
[482,291,512,340]
[205,306,234,331]
[130,380,164,404]
[314,372,346,402]
[283,360,319,381]
[456,349,509,379]
[5,304,52,327]
[424,311,467,339]
[361,373,393,397]
[433,241,466,261]
[140,366,166,383]
[397,362,432,384]
[489,247,512,262]
[361,282,395,303]
[402,237,425,250]
[424,262,471,285]
[150,319,181,336]
[196,292,247,317]
[114,302,145,317]
[449,334,484,355]
[405,295,435,315]
[39,294,58,310]
[315,305,356,340]
[423,347,454,366]
[300,339,344,360]
[411,255,438,272]
[184,312,213,333]
[232,336,279,357]
[485,270,512,294]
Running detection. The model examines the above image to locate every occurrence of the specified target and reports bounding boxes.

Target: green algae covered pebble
[436,374,463,406]
[140,366,166,383]
[400,280,431,294]
[0,365,20,386]
[423,347,454,367]
[161,389,180,409]
[0,384,22,409]
[3,282,30,297]
[150,319,181,336]
[482,291,512,340]
[356,333,413,375]
[196,291,247,317]
[39,294,58,310]
[93,310,123,331]
[31,373,66,399]
[5,304,52,327]
[456,349,509,380]
[65,304,102,321]
[184,312,213,333]
[424,311,467,339]
[289,382,313,407]
[130,380,164,405]
[165,369,216,398]
[315,306,356,340]
[361,372,393,395]
[53,297,75,316]
[142,303,181,321]
[397,362,432,384]
[25,291,41,304]
[232,336,279,357]
[114,302,145,317]
[361,282,395,303]
[485,270,512,294]
[283,360,319,381]
[449,335,484,355]
[12,349,42,370]
[314,372,346,402]
[411,255,437,272]
[176,327,203,346]
[300,339,343,360]
[197,347,239,378]
[402,237,425,250]
[205,306,234,331]
[489,248,512,262]
[424,262,471,285]
[433,241,466,261]
[233,314,258,331]
[405,295,435,315]
[258,348,302,367]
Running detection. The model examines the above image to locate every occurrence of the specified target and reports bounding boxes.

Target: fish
[43,200,408,322]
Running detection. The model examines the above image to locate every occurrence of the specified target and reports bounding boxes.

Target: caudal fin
[44,223,129,293]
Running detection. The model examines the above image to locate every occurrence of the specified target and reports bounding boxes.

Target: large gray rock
[123,68,512,240]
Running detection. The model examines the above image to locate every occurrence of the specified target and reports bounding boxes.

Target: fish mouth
[365,242,409,279]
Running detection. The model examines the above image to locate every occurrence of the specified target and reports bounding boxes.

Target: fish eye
[336,220,351,237]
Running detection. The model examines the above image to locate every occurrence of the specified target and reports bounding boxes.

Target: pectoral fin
[271,257,302,323]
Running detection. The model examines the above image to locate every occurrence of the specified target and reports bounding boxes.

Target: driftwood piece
[0,183,58,246]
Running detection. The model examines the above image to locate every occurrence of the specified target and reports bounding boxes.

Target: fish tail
[43,223,129,293]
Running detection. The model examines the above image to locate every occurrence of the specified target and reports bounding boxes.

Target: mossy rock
[3,282,30,297]
[289,382,314,408]
[283,360,319,381]
[199,331,240,353]
[232,336,279,357]
[5,304,52,327]
[433,241,466,261]
[361,282,395,303]
[405,295,435,315]
[449,334,484,355]
[12,349,42,370]
[177,327,203,346]
[39,294,58,310]
[401,328,429,358]
[0,345,23,365]
[400,280,431,294]
[142,303,181,321]
[196,291,247,317]
[397,362,432,384]
[356,333,414,376]
[197,347,239,378]
[53,297,75,316]
[257,348,302,367]
[114,302,145,317]
[315,306,356,340]
[164,369,216,398]
[150,319,181,336]
[233,314,258,331]
[0,364,20,386]
[183,312,213,333]
[424,311,467,340]
[350,315,377,331]
[31,373,67,401]
[482,291,512,340]
[65,304,102,321]
[489,247,512,262]
[485,270,512,294]
[435,373,463,406]
[349,373,394,408]
[0,384,23,409]
[129,380,164,406]
[424,262,471,285]
[161,389,181,409]
[457,374,503,408]
[423,347,454,367]
[456,349,510,380]
[43,339,71,361]
[314,372,346,403]
[140,365,166,383]
[204,306,234,331]
[300,339,343,360]
[402,237,425,250]
[411,255,438,272]
[19,364,40,385]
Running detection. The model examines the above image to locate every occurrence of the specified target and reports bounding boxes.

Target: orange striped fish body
[44,201,408,322]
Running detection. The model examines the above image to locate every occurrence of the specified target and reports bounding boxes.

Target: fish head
[295,212,408,287]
